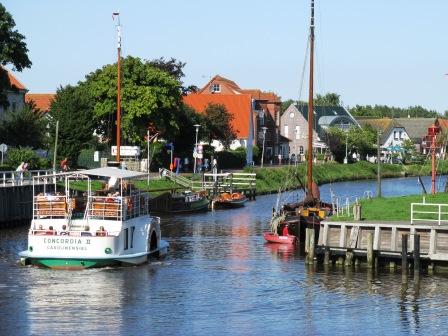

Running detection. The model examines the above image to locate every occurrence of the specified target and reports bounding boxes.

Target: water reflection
[2,176,448,335]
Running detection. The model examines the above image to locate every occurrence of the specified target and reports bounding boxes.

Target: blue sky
[4,0,448,113]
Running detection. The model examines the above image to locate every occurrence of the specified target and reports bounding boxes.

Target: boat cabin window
[124,228,129,250]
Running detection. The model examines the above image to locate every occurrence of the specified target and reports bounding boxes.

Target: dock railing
[159,168,256,194]
[411,202,448,225]
[192,172,256,193]
[1,169,55,187]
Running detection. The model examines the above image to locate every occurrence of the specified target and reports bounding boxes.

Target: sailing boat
[263,0,333,245]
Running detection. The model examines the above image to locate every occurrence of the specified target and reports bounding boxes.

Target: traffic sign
[0,143,7,153]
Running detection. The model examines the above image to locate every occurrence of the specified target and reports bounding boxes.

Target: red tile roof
[437,118,448,131]
[25,93,56,115]
[199,75,241,94]
[240,89,280,102]
[183,94,253,138]
[4,68,27,90]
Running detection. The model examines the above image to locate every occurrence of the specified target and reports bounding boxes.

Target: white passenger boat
[19,167,168,269]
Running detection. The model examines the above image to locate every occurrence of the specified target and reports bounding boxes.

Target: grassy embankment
[247,160,448,195]
[332,192,448,222]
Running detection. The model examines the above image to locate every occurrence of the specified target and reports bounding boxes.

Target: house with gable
[184,75,287,161]
[25,93,56,116]
[280,103,359,160]
[0,68,27,119]
[357,117,436,153]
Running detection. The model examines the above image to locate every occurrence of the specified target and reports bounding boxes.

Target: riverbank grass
[332,193,448,222]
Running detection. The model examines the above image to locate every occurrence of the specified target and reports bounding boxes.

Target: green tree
[5,146,40,169]
[401,138,416,164]
[48,85,97,165]
[348,125,376,159]
[203,103,237,149]
[325,126,376,163]
[148,57,198,94]
[0,103,46,148]
[172,104,205,158]
[85,56,183,143]
[0,4,32,108]
[349,104,438,118]
[314,92,341,106]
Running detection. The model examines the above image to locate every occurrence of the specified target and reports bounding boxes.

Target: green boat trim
[23,257,119,269]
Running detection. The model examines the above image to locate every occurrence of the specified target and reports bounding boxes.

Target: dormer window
[210,83,221,93]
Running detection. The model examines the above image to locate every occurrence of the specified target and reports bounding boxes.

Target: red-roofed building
[185,75,285,160]
[0,68,28,118]
[25,93,56,116]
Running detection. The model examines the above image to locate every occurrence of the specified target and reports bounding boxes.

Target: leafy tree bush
[0,103,46,148]
[48,85,96,166]
[6,147,40,169]
[202,103,237,149]
[216,149,246,169]
[0,3,32,108]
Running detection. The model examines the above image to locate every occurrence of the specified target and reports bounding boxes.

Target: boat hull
[263,232,297,244]
[23,257,118,270]
[19,240,169,270]
[214,196,248,208]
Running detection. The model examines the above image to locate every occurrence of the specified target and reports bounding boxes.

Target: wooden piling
[305,228,310,254]
[309,228,315,264]
[402,234,408,280]
[414,234,420,282]
[367,232,374,268]
[323,246,330,265]
[345,250,354,267]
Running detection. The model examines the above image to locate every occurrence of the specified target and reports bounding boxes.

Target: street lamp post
[261,127,268,168]
[344,131,348,164]
[193,124,201,173]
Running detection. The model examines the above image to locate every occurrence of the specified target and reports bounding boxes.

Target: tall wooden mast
[114,12,122,162]
[307,0,315,195]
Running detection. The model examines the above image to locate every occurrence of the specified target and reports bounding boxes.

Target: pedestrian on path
[60,157,69,172]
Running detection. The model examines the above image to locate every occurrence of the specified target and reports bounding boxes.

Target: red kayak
[263,232,297,244]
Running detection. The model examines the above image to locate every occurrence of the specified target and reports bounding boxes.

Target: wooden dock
[310,220,448,272]
[159,168,257,200]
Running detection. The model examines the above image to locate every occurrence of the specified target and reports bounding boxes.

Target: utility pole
[147,129,150,185]
[377,130,382,198]
[113,11,121,162]
[53,120,59,172]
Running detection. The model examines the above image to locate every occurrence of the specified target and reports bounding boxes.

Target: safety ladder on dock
[159,168,193,189]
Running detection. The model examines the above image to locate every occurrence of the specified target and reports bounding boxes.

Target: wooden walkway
[314,220,448,267]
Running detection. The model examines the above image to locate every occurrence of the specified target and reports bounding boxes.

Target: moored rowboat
[263,232,297,244]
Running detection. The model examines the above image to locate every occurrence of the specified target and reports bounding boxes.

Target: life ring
[232,193,240,200]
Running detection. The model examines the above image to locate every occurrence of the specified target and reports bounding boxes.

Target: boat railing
[411,202,448,225]
[33,195,69,219]
[89,196,123,220]
[87,192,149,221]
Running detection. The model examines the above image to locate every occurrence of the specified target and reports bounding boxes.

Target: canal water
[1,176,448,335]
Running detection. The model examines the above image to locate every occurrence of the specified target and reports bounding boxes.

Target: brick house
[280,103,359,161]
[184,75,287,161]
[25,93,56,116]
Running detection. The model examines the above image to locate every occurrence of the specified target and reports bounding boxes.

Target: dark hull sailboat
[263,0,333,245]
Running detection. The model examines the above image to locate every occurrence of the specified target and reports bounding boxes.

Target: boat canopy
[77,167,147,179]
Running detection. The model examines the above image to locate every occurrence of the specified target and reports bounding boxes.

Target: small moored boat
[263,232,297,244]
[149,190,209,214]
[19,167,168,269]
[213,192,248,208]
